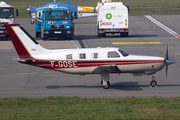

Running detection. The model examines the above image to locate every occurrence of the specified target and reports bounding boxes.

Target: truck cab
[36,7,75,40]
[0,1,18,39]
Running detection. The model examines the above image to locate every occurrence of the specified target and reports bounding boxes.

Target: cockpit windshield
[118,49,129,57]
[0,7,14,18]
[45,10,70,20]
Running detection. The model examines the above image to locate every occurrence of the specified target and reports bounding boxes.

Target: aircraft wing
[78,6,97,18]
[91,65,120,74]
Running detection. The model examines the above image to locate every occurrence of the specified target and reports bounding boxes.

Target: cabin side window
[108,51,120,58]
[92,53,99,59]
[79,53,86,59]
[66,54,72,59]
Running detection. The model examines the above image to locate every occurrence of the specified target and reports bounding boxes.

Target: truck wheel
[5,35,9,40]
[36,32,41,38]
[68,37,72,40]
[102,33,106,37]
[42,36,47,41]
[121,32,128,37]
[65,37,72,40]
[98,34,101,37]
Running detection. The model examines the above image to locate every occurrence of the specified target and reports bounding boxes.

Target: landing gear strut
[150,75,157,87]
[101,71,110,89]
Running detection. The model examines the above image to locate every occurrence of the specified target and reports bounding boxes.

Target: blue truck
[35,7,77,40]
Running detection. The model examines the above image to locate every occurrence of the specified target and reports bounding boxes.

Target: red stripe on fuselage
[31,59,164,69]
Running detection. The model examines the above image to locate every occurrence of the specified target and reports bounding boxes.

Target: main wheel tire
[121,32,128,37]
[103,81,110,89]
[150,80,157,87]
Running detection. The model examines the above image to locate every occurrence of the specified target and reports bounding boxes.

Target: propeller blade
[166,45,168,60]
[165,45,168,78]
[166,65,168,78]
[165,45,175,78]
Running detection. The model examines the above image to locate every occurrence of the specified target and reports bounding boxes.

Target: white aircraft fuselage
[5,24,174,89]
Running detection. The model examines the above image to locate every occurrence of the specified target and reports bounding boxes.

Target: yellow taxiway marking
[175,53,180,55]
[147,31,155,33]
[112,42,161,45]
[15,73,37,75]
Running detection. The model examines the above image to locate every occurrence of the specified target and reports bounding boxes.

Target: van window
[92,53,99,59]
[66,54,72,59]
[79,53,86,59]
[108,51,120,58]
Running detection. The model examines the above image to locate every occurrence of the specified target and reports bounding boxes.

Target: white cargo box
[97,2,128,37]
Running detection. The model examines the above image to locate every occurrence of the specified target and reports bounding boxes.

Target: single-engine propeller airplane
[5,24,175,89]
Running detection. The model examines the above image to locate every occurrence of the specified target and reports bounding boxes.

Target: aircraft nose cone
[166,59,175,65]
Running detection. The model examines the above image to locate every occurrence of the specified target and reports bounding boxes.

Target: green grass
[4,0,180,18]
[1,96,180,119]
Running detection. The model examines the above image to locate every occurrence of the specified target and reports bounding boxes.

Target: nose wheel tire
[150,80,157,87]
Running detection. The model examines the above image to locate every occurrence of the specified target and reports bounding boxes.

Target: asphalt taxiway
[0,15,180,98]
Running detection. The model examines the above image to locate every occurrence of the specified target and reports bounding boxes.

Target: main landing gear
[150,75,157,87]
[101,71,111,89]
[100,72,158,89]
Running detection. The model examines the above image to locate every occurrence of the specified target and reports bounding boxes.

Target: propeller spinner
[165,46,175,78]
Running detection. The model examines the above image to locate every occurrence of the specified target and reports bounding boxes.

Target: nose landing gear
[150,75,157,87]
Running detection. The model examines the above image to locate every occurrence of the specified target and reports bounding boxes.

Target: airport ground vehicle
[35,7,76,40]
[97,1,129,37]
[0,1,18,39]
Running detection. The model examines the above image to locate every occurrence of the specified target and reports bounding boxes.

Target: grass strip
[4,0,180,18]
[0,96,180,119]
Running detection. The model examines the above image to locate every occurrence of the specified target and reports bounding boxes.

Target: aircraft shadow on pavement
[45,82,143,91]
[45,83,180,90]
[111,81,143,91]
